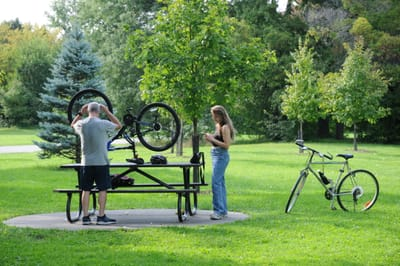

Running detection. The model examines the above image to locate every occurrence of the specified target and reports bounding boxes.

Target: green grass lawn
[0,127,40,146]
[0,138,399,265]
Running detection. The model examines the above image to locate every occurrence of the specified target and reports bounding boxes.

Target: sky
[0,0,288,25]
[0,0,54,25]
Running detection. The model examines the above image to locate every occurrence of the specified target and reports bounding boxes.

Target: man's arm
[71,104,88,128]
[100,104,122,129]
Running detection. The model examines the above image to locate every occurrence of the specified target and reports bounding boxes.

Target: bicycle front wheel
[136,102,181,151]
[337,169,379,212]
[285,171,307,213]
[67,89,113,123]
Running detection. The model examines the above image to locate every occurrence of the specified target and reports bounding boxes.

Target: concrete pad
[3,209,249,231]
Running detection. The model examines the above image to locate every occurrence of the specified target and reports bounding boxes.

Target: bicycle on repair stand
[67,89,181,162]
[285,141,379,213]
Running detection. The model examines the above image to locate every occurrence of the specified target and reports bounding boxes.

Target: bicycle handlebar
[295,141,333,160]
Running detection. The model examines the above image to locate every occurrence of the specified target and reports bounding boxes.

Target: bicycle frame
[299,145,352,210]
[286,142,379,213]
[107,124,142,163]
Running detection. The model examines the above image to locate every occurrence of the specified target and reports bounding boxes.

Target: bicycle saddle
[337,154,354,160]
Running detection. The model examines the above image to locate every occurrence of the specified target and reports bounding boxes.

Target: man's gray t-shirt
[73,117,117,166]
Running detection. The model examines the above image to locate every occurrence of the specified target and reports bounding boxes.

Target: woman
[205,105,235,220]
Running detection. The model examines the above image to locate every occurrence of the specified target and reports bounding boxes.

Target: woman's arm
[218,125,232,149]
[205,125,232,149]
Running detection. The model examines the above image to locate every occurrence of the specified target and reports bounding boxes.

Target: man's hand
[100,104,108,113]
[81,104,89,114]
[71,104,88,128]
[100,104,122,129]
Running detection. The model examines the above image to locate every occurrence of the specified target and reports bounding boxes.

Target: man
[71,101,122,225]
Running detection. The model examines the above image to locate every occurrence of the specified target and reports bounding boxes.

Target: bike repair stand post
[126,133,144,164]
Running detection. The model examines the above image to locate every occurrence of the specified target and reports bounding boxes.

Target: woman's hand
[205,133,214,143]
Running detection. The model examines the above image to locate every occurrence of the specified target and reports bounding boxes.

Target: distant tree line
[0,0,399,149]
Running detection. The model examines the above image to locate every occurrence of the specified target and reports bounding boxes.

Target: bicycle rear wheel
[136,102,181,151]
[67,89,113,123]
[337,169,379,212]
[285,171,307,213]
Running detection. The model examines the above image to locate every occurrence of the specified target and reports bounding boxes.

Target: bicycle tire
[337,169,379,212]
[136,102,181,151]
[67,89,113,123]
[285,171,307,213]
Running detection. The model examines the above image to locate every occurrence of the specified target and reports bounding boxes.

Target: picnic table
[54,153,207,223]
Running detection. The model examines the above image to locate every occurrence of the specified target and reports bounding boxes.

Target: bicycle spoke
[137,103,180,151]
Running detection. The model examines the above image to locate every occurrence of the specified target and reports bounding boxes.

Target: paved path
[0,139,128,154]
[0,145,40,154]
[4,209,249,231]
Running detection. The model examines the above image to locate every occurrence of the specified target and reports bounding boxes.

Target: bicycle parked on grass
[285,141,379,213]
[67,89,181,163]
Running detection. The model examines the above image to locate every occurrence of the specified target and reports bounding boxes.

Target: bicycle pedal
[325,187,336,200]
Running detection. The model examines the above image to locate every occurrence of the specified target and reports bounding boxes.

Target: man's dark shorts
[80,165,111,191]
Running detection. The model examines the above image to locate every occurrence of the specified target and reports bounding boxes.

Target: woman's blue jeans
[211,147,230,215]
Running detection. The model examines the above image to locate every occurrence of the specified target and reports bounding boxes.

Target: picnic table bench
[54,153,207,223]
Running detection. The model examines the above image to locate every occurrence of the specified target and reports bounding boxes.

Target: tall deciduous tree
[229,0,306,139]
[324,41,389,150]
[343,0,400,143]
[0,24,60,126]
[35,26,104,161]
[281,38,322,143]
[128,0,272,154]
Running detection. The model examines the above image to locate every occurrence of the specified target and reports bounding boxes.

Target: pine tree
[35,26,104,162]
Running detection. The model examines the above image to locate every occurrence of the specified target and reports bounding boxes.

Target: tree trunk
[353,124,358,151]
[192,118,199,154]
[174,120,183,156]
[75,135,81,164]
[335,123,344,140]
[178,124,184,156]
[192,118,200,183]
[317,118,330,138]
[297,121,304,153]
